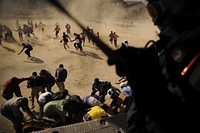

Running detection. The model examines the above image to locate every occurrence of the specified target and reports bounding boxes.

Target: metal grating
[35,113,127,133]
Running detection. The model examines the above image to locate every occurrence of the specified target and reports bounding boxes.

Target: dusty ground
[0,16,158,132]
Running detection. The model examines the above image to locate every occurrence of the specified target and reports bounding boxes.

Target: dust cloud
[59,0,149,25]
[0,0,149,25]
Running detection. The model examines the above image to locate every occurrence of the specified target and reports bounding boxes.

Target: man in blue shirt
[18,43,33,58]
[120,83,132,97]
[120,82,132,112]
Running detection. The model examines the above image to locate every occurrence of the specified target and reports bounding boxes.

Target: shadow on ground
[23,56,44,64]
[69,50,103,60]
[1,45,16,53]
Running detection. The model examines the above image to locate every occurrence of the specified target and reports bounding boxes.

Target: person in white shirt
[72,33,83,52]
[38,92,53,118]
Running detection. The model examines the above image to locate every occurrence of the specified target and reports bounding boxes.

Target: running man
[38,21,46,34]
[72,33,83,52]
[13,26,24,42]
[80,30,86,46]
[113,32,119,48]
[60,32,72,50]
[65,23,71,35]
[109,31,114,45]
[53,25,61,38]
[18,43,33,58]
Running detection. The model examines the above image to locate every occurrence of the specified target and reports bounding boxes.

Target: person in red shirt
[2,77,28,100]
[113,32,119,48]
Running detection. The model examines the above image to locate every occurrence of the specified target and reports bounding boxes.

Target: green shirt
[44,99,68,125]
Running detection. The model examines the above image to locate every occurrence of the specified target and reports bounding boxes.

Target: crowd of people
[1,18,129,54]
[1,58,132,133]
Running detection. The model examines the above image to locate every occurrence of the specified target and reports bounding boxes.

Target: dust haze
[0,0,150,26]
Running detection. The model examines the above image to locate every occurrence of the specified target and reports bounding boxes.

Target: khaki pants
[56,81,65,91]
[31,86,44,96]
